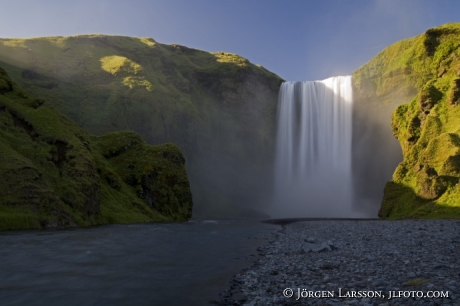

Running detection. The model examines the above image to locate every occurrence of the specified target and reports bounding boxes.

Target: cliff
[0,66,192,230]
[0,35,283,217]
[353,23,460,218]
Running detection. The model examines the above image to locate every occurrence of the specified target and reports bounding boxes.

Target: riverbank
[218,219,460,305]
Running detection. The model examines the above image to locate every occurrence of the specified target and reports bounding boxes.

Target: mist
[180,67,280,219]
[352,97,404,217]
[268,75,407,219]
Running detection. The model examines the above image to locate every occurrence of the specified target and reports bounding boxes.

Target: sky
[1,0,459,81]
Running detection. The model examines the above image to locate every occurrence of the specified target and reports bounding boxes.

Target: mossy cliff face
[0,35,283,217]
[354,23,460,218]
[0,66,192,230]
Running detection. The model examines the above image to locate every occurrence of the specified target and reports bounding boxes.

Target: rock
[302,242,318,252]
[313,242,332,252]
[218,220,460,305]
[302,242,332,253]
[327,240,337,250]
[231,292,246,303]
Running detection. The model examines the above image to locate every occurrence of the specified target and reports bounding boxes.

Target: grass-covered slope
[0,35,283,217]
[0,66,192,230]
[354,23,460,219]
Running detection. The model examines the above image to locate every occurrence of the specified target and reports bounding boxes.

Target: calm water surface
[0,219,278,306]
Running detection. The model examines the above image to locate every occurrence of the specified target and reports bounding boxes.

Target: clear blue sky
[1,0,459,81]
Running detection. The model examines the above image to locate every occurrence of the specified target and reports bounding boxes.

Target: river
[0,219,278,306]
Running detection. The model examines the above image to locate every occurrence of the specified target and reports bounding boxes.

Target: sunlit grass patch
[122,76,153,91]
[100,55,143,75]
[212,52,249,67]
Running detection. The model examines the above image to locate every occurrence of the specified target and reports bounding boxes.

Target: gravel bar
[217,219,460,306]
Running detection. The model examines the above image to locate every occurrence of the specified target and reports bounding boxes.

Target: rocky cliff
[353,23,460,218]
[0,35,283,217]
[0,66,192,230]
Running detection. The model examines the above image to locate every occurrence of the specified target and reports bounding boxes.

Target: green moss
[0,34,283,217]
[353,23,460,107]
[0,207,42,230]
[379,182,421,219]
[95,132,192,221]
[365,23,460,219]
[0,65,193,230]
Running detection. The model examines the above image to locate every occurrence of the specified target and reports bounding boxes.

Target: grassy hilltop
[0,35,283,217]
[353,23,460,219]
[0,66,192,230]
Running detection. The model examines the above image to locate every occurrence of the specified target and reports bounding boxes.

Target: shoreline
[261,218,381,226]
[217,219,460,305]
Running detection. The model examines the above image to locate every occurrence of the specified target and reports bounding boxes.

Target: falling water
[272,76,355,218]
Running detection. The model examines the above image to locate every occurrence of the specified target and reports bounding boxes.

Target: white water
[272,76,357,218]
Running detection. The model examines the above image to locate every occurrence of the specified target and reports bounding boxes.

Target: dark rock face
[21,69,41,80]
[417,166,446,200]
[419,84,442,115]
[449,78,460,105]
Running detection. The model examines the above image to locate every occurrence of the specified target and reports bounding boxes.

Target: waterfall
[272,76,355,218]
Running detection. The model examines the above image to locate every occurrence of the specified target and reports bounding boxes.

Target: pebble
[217,220,460,305]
